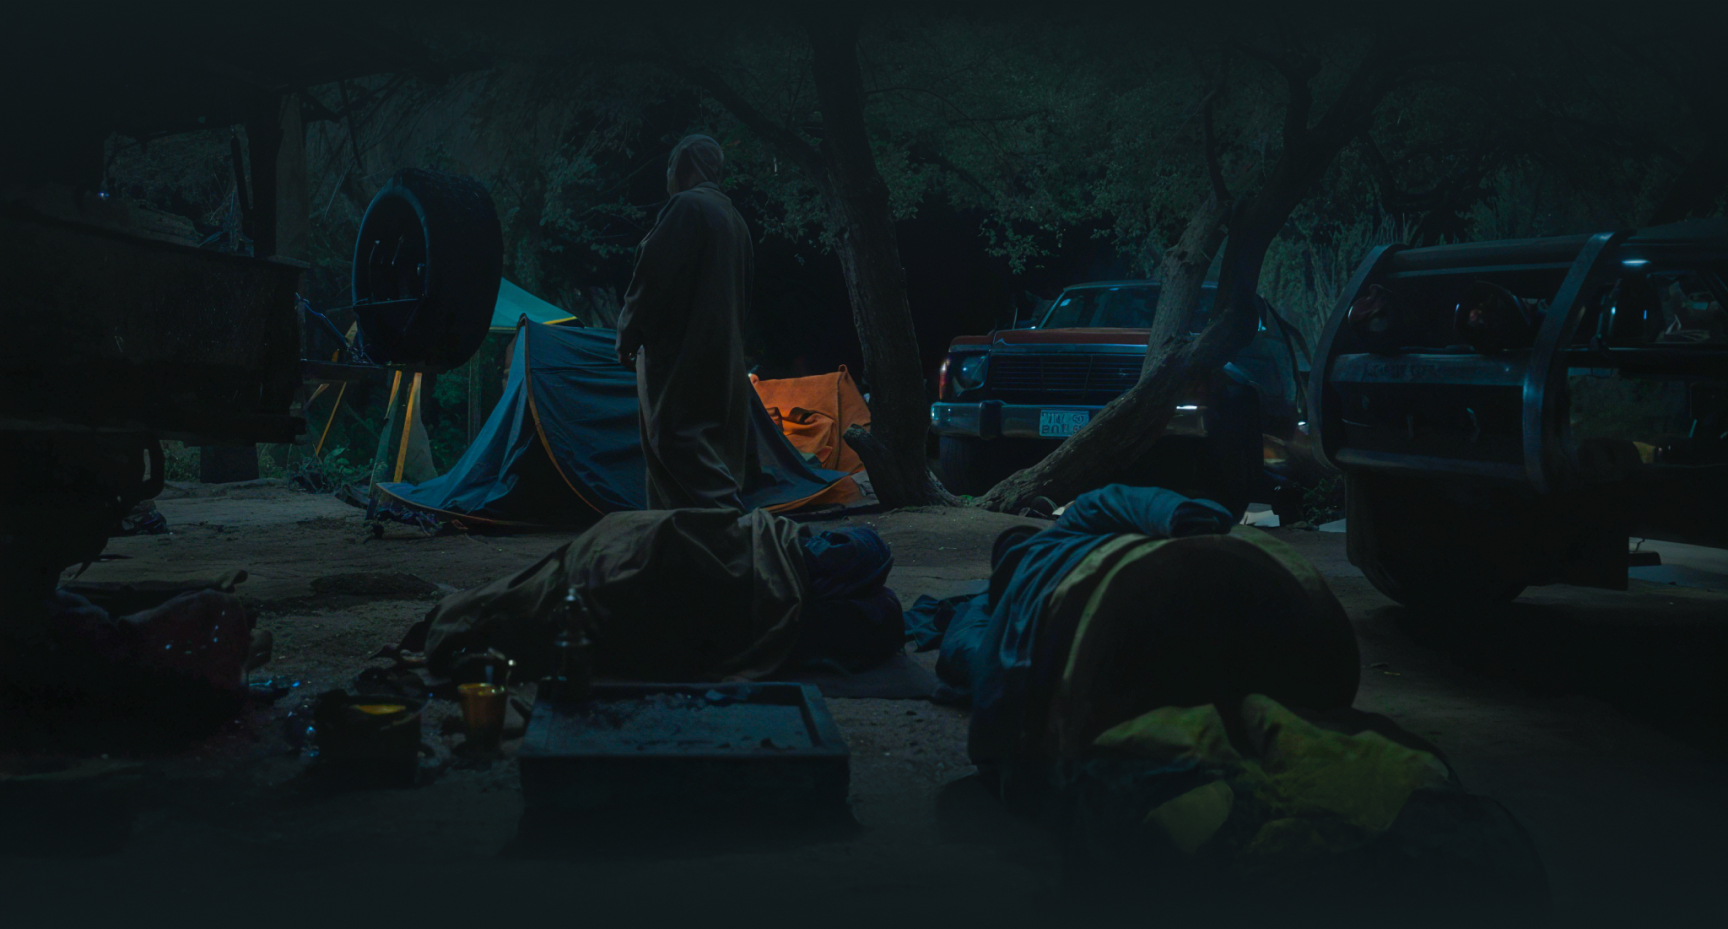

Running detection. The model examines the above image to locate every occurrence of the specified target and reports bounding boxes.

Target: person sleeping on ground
[907,487,1546,922]
[904,483,1360,765]
[401,507,901,683]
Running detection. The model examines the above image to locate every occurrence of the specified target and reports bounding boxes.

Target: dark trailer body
[1311,220,1728,606]
[0,11,446,624]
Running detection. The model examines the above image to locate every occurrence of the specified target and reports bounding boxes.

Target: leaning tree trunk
[977,37,1411,513]
[1141,191,1233,377]
[974,192,1236,513]
[808,19,954,508]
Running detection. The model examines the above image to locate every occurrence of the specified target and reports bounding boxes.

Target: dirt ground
[4,481,1726,927]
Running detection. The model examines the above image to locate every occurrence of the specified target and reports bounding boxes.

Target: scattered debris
[113,499,169,537]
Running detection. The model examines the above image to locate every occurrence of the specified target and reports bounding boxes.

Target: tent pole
[365,369,404,521]
[394,372,421,483]
[467,356,479,444]
[314,382,348,458]
[382,369,403,416]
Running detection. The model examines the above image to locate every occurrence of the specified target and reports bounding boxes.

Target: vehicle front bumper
[930,400,1207,440]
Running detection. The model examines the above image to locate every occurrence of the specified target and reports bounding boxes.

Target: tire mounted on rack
[351,168,503,372]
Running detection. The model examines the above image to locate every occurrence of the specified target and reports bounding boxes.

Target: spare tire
[351,168,502,371]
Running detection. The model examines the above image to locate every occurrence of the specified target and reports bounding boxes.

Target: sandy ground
[4,481,1726,927]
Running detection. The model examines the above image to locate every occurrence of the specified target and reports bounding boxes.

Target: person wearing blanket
[907,484,1360,765]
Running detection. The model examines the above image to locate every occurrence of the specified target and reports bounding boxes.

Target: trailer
[1310,220,1728,607]
[0,11,474,639]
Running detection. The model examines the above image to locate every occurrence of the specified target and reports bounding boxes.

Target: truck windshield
[1039,284,1215,329]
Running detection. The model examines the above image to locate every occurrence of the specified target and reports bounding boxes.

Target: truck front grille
[986,354,1142,400]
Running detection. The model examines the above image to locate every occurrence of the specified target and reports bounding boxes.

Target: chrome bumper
[930,400,1207,440]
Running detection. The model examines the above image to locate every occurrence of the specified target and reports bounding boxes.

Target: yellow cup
[456,683,508,751]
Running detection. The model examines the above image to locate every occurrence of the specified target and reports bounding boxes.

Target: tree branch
[1233,39,1319,150]
[910,145,993,198]
[292,86,343,123]
[1299,47,1407,170]
[865,85,1041,125]
[650,24,826,179]
[1201,51,1233,207]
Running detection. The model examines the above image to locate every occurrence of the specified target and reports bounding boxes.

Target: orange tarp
[751,365,871,506]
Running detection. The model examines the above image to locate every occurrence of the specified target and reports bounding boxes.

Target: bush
[1301,476,1345,526]
[162,441,199,482]
[289,445,371,494]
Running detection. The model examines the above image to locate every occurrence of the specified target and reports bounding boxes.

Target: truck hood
[951,327,1150,349]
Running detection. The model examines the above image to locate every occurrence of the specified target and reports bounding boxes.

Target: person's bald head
[667,134,725,196]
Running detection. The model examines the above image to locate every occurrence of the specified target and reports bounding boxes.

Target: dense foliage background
[104,7,1727,480]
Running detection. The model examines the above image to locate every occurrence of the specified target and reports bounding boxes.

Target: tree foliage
[100,6,1726,507]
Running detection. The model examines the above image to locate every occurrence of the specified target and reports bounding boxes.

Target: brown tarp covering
[417,508,809,682]
[751,365,871,507]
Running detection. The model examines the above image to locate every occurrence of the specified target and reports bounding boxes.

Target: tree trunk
[1142,191,1232,376]
[243,99,282,257]
[806,18,951,507]
[843,425,960,508]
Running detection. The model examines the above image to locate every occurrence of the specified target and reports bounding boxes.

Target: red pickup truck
[930,280,1313,515]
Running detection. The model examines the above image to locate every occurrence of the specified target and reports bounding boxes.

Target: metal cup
[457,683,507,752]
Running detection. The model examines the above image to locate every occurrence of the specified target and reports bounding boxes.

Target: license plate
[1039,409,1090,437]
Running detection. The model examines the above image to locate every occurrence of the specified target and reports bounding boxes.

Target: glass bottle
[544,583,595,704]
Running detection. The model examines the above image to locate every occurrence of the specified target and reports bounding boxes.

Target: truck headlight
[955,354,988,390]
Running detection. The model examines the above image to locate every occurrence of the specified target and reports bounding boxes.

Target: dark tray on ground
[519,683,851,829]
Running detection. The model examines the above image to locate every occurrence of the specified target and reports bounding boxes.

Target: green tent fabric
[491,279,576,331]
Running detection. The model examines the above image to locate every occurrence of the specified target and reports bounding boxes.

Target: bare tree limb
[650,24,826,179]
[1361,134,1498,219]
[336,80,368,175]
[910,145,994,198]
[1201,50,1233,207]
[1233,39,1319,150]
[864,85,1041,125]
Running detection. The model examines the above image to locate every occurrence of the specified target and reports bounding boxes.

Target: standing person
[615,134,753,512]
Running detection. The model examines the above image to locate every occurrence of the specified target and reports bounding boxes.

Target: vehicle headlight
[955,354,988,390]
